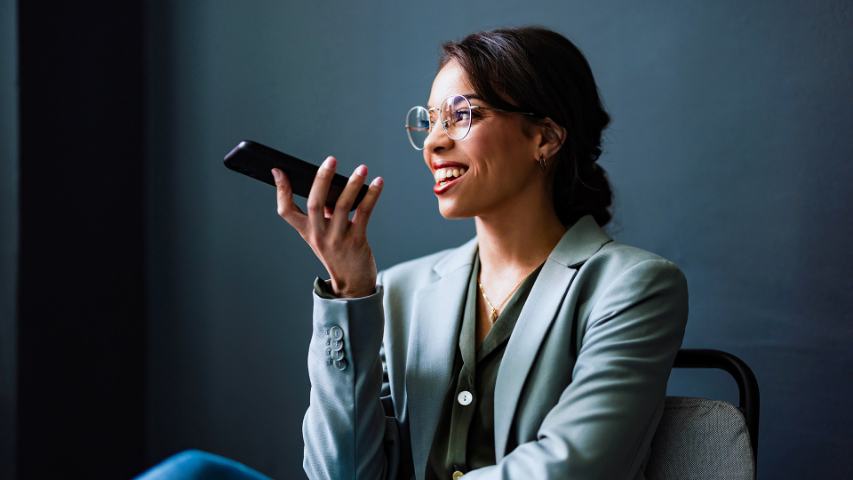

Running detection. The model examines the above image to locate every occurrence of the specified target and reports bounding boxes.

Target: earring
[537,154,547,171]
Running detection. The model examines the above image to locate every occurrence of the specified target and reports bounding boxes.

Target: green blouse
[426,252,544,479]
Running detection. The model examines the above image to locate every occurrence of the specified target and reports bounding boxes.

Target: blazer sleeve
[463,258,689,479]
[302,270,409,480]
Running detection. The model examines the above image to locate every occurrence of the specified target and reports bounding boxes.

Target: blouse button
[457,390,473,406]
[452,470,465,480]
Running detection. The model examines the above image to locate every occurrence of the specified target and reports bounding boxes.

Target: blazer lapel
[404,215,612,473]
[406,237,478,478]
[493,215,612,459]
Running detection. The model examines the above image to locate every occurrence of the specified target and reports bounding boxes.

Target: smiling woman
[297,26,688,480]
[134,25,688,480]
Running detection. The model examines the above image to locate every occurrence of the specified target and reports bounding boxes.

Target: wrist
[335,287,376,298]
[331,279,375,298]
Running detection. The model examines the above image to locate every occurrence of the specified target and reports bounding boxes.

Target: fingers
[273,156,382,247]
[328,164,368,238]
[351,176,384,237]
[306,156,337,235]
[272,168,307,233]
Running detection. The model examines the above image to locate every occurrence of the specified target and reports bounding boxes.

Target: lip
[431,160,468,171]
[430,160,469,196]
[433,170,466,195]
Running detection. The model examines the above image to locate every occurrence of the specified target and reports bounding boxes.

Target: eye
[465,107,484,119]
[452,109,472,122]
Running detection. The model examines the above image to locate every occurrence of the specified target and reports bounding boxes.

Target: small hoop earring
[537,154,547,171]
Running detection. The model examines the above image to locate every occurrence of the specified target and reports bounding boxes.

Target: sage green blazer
[303,214,689,479]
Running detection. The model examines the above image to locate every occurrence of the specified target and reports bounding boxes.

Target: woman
[294,26,688,480]
[137,25,688,480]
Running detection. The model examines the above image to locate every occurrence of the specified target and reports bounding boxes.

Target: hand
[272,156,384,298]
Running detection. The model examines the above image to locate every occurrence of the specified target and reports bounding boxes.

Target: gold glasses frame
[404,93,540,151]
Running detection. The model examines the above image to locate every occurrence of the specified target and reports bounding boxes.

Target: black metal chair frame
[672,348,760,478]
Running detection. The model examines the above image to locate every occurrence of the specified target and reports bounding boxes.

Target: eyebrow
[426,93,483,109]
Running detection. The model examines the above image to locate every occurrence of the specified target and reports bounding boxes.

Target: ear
[535,118,566,160]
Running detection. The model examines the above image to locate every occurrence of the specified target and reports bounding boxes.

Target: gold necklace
[478,273,527,324]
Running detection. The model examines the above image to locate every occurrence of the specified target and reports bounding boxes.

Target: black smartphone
[223,140,368,211]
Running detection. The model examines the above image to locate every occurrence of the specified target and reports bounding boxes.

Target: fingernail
[271,168,280,181]
[373,177,384,187]
[355,165,367,176]
[323,156,336,169]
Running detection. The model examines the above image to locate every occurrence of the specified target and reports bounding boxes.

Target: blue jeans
[134,449,272,480]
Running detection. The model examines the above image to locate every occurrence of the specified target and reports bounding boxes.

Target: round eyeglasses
[404,94,540,150]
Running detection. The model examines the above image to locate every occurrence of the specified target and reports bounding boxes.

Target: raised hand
[272,156,384,298]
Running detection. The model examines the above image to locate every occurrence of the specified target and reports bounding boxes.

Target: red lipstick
[433,171,466,195]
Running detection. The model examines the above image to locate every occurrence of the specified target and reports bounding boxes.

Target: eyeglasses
[404,93,540,150]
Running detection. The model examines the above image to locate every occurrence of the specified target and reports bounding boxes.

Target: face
[422,60,544,219]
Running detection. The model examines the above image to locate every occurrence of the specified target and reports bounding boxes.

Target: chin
[437,201,475,220]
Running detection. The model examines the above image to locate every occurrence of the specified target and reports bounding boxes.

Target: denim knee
[134,449,271,480]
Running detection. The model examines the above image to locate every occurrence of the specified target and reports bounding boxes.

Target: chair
[645,349,760,480]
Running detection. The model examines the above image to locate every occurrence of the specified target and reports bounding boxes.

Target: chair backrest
[645,349,760,480]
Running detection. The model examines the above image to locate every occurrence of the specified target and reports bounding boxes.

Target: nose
[422,118,452,155]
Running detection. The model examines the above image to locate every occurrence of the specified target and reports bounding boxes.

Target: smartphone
[223,140,368,211]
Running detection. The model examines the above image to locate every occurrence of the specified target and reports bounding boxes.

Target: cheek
[473,122,531,159]
[459,122,534,183]
[468,145,530,182]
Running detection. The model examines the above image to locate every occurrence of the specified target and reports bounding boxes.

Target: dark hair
[439,26,613,227]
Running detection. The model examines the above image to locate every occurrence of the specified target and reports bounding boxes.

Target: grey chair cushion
[645,396,755,480]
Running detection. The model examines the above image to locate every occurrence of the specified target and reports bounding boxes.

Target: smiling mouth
[434,166,468,186]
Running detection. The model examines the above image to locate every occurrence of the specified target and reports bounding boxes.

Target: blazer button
[452,470,465,480]
[332,339,344,351]
[332,350,345,361]
[457,390,473,406]
[329,326,344,340]
[334,359,348,370]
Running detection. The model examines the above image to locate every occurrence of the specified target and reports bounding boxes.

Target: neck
[474,186,567,278]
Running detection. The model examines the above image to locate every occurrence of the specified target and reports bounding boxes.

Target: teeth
[434,166,467,184]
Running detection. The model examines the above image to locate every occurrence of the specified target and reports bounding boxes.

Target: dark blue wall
[1,0,18,477]
[143,1,853,478]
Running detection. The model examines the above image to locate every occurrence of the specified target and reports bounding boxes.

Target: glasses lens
[442,95,472,141]
[406,106,430,150]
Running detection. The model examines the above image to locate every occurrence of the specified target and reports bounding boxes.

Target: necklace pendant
[490,309,499,323]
